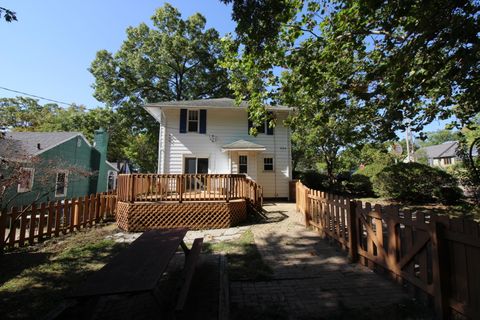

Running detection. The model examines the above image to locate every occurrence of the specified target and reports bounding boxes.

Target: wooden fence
[0,192,117,251]
[296,181,480,320]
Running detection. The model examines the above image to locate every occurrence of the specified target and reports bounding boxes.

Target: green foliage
[344,173,373,197]
[454,131,480,204]
[0,6,16,22]
[90,3,231,133]
[297,171,330,191]
[372,163,462,204]
[123,133,158,173]
[223,0,480,142]
[418,130,461,147]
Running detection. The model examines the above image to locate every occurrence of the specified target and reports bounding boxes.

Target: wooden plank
[464,220,480,317]
[28,204,36,245]
[450,218,468,305]
[431,220,451,320]
[403,210,415,278]
[176,237,204,311]
[0,209,7,251]
[9,207,18,248]
[46,202,54,237]
[55,201,62,236]
[38,202,46,241]
[71,229,188,298]
[69,199,76,233]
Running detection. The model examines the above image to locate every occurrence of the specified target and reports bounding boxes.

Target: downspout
[274,113,277,198]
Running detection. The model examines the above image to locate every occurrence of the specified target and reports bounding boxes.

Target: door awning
[221,139,266,152]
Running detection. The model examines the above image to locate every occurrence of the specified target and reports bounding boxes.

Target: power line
[0,86,74,106]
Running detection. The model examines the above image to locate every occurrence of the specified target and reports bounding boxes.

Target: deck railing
[117,174,263,207]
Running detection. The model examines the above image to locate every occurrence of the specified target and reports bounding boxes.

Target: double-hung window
[263,157,274,171]
[55,171,68,197]
[188,110,199,132]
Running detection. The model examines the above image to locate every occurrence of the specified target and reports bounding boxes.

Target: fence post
[431,220,450,320]
[304,186,310,227]
[348,200,359,263]
[0,210,7,253]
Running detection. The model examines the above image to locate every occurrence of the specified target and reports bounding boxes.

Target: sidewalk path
[230,202,411,319]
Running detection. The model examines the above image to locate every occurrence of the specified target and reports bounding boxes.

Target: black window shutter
[266,112,274,135]
[179,109,187,133]
[199,109,207,134]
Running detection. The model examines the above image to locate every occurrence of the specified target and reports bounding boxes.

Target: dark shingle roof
[418,141,458,159]
[0,132,87,158]
[146,98,291,111]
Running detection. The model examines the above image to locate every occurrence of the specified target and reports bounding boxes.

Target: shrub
[344,173,374,197]
[356,162,387,180]
[372,162,463,204]
[298,171,330,191]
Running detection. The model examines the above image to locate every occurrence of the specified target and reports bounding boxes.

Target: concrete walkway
[230,202,411,319]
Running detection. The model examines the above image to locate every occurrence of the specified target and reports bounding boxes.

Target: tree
[222,0,479,138]
[418,129,461,147]
[0,6,16,22]
[90,4,232,171]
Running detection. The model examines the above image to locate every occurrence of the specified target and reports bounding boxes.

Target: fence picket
[28,204,36,245]
[38,202,46,241]
[295,181,480,320]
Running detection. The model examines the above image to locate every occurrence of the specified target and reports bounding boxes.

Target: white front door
[235,152,257,180]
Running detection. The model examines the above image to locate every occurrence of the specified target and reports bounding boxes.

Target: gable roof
[145,98,291,111]
[0,132,91,158]
[221,139,266,152]
[418,141,458,159]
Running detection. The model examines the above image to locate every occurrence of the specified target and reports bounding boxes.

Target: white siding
[152,107,291,198]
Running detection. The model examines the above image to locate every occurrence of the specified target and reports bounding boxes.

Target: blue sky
[0,0,235,108]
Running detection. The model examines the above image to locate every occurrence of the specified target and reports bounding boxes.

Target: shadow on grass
[202,230,273,281]
[0,239,127,320]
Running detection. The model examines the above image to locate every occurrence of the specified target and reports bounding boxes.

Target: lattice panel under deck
[115,200,247,232]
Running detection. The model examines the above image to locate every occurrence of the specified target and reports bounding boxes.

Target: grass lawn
[203,229,273,281]
[0,223,127,320]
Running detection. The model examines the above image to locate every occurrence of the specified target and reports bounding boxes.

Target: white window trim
[55,171,68,197]
[17,168,35,193]
[263,157,274,172]
[183,155,210,174]
[187,109,200,133]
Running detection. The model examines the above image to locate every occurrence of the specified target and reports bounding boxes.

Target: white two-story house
[144,98,292,198]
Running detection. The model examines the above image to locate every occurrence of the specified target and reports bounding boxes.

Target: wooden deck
[114,174,263,232]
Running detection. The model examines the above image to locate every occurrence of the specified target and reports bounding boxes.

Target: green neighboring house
[0,129,117,209]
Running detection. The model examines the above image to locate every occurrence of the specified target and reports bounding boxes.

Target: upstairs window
[264,158,274,171]
[55,171,68,197]
[248,112,274,135]
[188,110,199,132]
[18,168,35,193]
[180,109,207,133]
